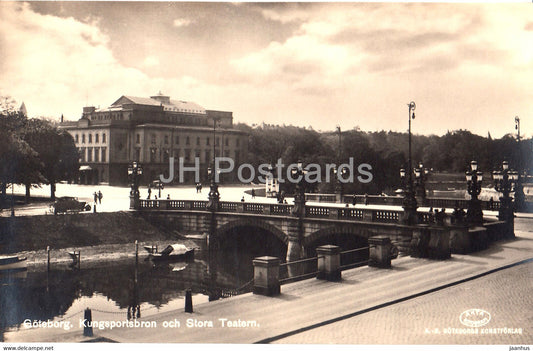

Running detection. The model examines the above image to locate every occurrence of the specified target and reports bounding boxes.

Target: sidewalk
[275,260,533,344]
[8,223,533,344]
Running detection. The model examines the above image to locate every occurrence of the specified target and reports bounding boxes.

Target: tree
[21,120,78,200]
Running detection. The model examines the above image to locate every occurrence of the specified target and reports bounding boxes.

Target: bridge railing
[338,194,500,210]
[139,199,475,226]
[304,205,402,223]
[279,256,321,285]
[139,199,208,210]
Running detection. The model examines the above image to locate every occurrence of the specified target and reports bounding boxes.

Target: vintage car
[50,196,91,214]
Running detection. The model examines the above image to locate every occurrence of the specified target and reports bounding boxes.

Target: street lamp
[128,161,143,209]
[492,160,519,221]
[207,117,221,211]
[465,160,483,225]
[333,126,344,203]
[401,101,418,225]
[414,162,428,204]
[207,167,220,211]
[291,160,307,217]
[333,165,347,203]
[514,116,525,212]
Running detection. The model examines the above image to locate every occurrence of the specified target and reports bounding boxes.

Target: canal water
[0,244,263,341]
[1,228,369,341]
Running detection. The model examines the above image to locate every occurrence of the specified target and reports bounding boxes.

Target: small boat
[0,255,28,274]
[143,245,158,254]
[149,244,194,262]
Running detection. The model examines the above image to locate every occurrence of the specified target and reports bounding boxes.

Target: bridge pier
[286,239,304,277]
[286,216,305,277]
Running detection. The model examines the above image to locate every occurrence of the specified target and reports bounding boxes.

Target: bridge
[135,196,511,265]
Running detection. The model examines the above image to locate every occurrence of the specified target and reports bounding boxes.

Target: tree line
[0,97,78,207]
[1,94,530,201]
[235,123,532,195]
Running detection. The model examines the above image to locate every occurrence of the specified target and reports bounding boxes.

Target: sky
[0,1,532,138]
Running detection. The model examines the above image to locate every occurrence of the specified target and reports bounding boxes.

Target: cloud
[173,18,193,27]
[0,2,210,120]
[143,56,160,67]
[1,2,532,138]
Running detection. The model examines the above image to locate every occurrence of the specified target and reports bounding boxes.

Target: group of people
[351,193,369,206]
[428,207,449,225]
[93,190,103,204]
[195,183,203,193]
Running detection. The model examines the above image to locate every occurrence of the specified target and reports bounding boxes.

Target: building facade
[59,93,248,185]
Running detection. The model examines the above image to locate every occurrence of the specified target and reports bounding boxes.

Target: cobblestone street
[275,259,533,344]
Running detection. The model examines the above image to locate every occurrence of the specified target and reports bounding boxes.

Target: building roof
[109,95,206,114]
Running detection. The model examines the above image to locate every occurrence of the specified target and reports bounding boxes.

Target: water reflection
[0,247,256,340]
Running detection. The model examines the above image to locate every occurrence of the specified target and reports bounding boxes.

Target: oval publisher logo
[460,309,491,328]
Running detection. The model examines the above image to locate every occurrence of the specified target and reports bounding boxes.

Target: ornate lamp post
[291,160,307,217]
[288,160,306,276]
[128,161,143,209]
[207,167,220,211]
[465,160,483,225]
[414,163,428,204]
[401,101,418,225]
[334,126,343,203]
[333,165,347,204]
[207,117,221,211]
[514,116,525,212]
[492,161,518,224]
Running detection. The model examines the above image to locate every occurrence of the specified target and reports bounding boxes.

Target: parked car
[50,196,91,214]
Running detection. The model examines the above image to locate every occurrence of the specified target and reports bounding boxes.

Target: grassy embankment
[0,212,194,265]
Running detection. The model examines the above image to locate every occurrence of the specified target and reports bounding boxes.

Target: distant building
[59,92,248,185]
[19,102,27,116]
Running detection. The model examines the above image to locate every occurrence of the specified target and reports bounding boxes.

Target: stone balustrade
[138,199,411,224]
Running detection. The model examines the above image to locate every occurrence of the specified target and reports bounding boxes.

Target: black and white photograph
[1,1,532,349]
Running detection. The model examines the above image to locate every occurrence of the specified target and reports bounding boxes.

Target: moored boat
[149,244,194,262]
[0,255,28,274]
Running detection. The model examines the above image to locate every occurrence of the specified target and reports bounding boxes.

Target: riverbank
[0,211,200,261]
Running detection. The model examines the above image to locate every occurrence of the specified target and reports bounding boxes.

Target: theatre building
[59,93,248,185]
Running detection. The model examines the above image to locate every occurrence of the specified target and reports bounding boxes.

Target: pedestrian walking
[148,187,152,199]
[93,192,98,203]
[364,193,369,205]
[352,194,357,206]
[98,190,102,204]
[251,189,256,199]
[167,194,170,200]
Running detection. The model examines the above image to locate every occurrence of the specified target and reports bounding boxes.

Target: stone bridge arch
[303,224,372,248]
[214,218,289,246]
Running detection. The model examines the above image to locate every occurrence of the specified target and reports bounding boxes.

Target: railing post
[316,245,341,281]
[252,256,280,296]
[329,208,339,219]
[83,308,93,337]
[368,236,392,268]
